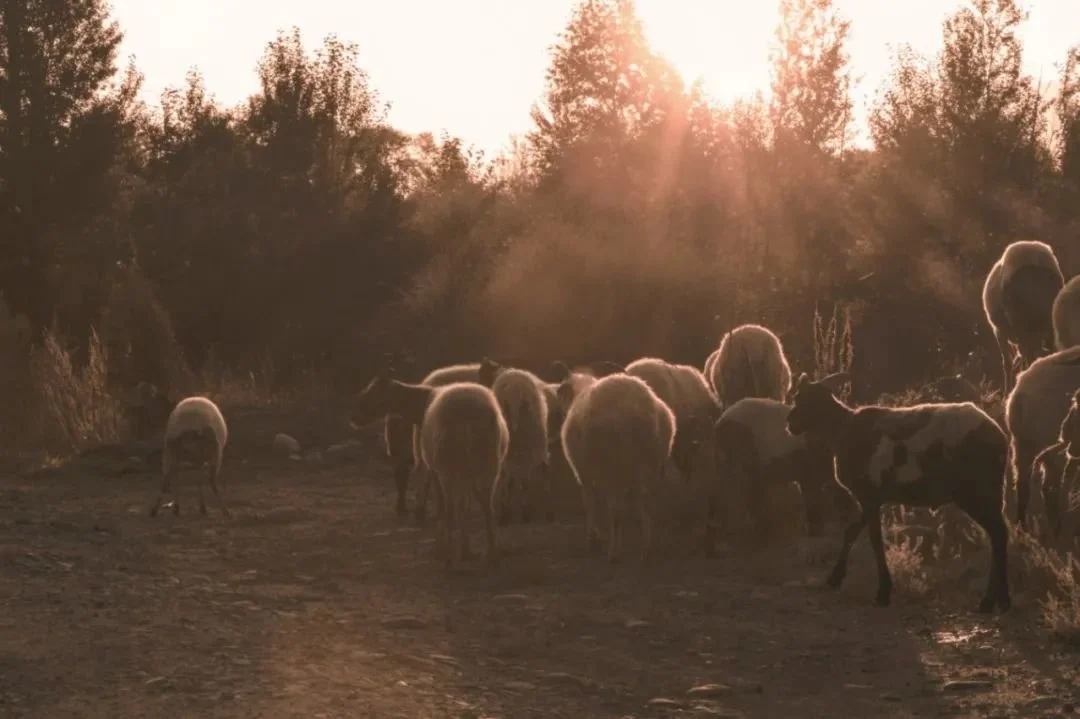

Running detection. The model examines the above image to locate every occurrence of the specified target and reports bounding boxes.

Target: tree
[0,0,138,334]
[528,0,683,200]
[769,0,854,155]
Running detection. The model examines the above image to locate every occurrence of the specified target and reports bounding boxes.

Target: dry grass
[28,326,126,454]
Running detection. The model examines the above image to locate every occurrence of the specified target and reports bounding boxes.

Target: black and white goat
[785,372,1011,613]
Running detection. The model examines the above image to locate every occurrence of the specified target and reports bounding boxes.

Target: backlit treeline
[1,0,1078,414]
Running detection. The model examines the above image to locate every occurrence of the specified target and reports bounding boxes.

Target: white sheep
[786,372,1011,613]
[559,373,676,564]
[982,240,1064,393]
[709,397,836,551]
[149,396,229,518]
[474,359,552,524]
[624,357,720,484]
[1005,345,1080,536]
[1053,274,1080,351]
[351,370,509,568]
[420,382,509,569]
[707,324,793,406]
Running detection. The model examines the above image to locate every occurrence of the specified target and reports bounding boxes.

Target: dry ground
[1,412,1079,718]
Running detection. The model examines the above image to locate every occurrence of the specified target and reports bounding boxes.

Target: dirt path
[1,453,1077,718]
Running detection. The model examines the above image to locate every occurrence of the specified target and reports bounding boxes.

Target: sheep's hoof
[997,595,1012,612]
[199,504,207,516]
[148,506,159,518]
[873,592,891,607]
[977,596,997,614]
[825,571,844,589]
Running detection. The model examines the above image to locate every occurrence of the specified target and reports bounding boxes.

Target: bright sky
[110,0,1078,155]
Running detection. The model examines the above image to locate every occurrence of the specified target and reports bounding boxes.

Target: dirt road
[1,446,1077,718]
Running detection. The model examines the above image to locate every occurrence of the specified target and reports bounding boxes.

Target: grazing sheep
[351,370,509,568]
[708,324,793,406]
[624,357,721,483]
[149,396,229,518]
[982,240,1064,393]
[474,359,553,524]
[1053,274,1080,351]
[1007,346,1080,535]
[709,398,835,552]
[559,373,676,564]
[786,372,1011,613]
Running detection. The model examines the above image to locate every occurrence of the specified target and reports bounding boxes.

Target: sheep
[351,369,509,568]
[785,372,1011,613]
[708,398,836,552]
[1006,346,1080,535]
[379,362,483,520]
[1053,274,1080,351]
[624,357,721,484]
[707,324,793,406]
[982,240,1064,393]
[559,372,676,564]
[474,358,553,525]
[149,396,229,518]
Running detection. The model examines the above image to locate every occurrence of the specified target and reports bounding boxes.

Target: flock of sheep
[144,240,1080,617]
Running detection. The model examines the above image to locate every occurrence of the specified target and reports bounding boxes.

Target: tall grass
[29,326,126,454]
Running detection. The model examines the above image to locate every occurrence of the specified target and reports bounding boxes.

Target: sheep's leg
[441,481,456,570]
[703,495,719,558]
[826,513,868,589]
[960,498,1011,612]
[1016,448,1033,531]
[415,466,441,524]
[1040,457,1067,538]
[639,501,654,566]
[149,463,178,518]
[541,460,555,523]
[863,505,892,607]
[606,495,621,563]
[479,486,499,568]
[520,467,533,524]
[460,489,474,561]
[198,473,208,516]
[207,463,231,518]
[497,470,514,527]
[393,461,411,517]
[747,470,770,542]
[582,483,599,555]
[799,478,826,537]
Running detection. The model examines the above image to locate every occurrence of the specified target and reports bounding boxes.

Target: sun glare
[636,0,778,103]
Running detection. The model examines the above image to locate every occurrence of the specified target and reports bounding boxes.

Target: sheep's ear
[796,372,810,389]
[551,360,571,381]
[819,371,852,391]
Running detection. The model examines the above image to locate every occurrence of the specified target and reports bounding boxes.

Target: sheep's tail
[1002,265,1062,340]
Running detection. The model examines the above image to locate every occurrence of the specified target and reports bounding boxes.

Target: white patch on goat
[867,405,985,486]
